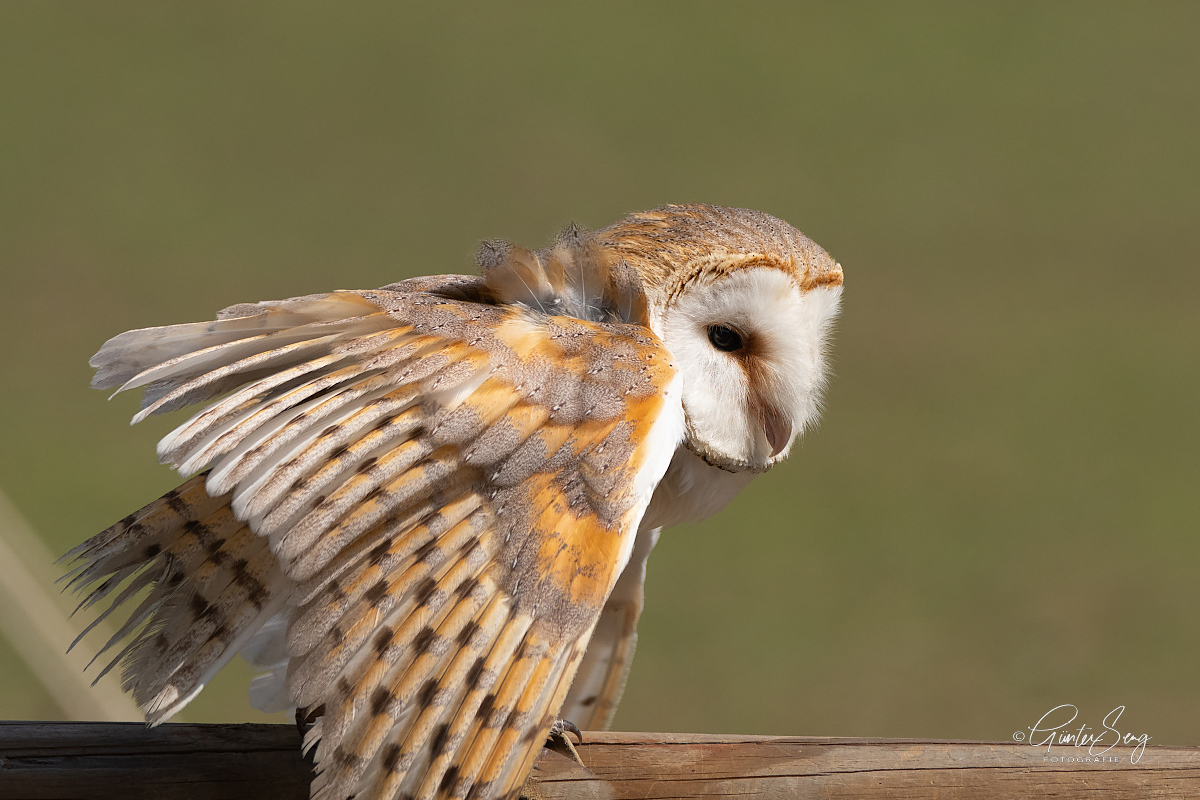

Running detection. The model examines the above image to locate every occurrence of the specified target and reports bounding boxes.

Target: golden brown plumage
[64,204,843,799]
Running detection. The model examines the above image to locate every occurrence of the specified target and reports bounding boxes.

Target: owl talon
[518,719,587,800]
[549,717,583,744]
[545,717,585,766]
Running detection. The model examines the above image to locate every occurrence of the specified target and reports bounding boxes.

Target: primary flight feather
[64,204,843,800]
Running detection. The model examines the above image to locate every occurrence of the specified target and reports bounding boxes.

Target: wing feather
[130,334,345,423]
[560,525,660,730]
[156,351,347,466]
[74,282,684,800]
[90,292,384,390]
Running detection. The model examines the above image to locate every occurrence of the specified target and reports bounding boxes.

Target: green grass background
[1,2,1197,744]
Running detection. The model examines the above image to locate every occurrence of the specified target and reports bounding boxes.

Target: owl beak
[759,403,792,458]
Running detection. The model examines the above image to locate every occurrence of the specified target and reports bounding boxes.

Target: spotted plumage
[64,204,843,800]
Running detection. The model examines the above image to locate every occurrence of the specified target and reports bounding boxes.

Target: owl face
[656,266,842,471]
[597,204,844,474]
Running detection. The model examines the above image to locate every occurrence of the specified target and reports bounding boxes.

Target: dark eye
[707,324,744,352]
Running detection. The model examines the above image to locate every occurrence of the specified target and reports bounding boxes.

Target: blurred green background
[1,2,1197,745]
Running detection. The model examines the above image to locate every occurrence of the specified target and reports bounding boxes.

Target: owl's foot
[546,718,584,766]
[518,719,586,799]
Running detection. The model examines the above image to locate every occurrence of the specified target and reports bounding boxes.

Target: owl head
[598,205,843,473]
[478,203,843,473]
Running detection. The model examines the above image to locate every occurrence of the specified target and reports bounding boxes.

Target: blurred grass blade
[0,487,142,722]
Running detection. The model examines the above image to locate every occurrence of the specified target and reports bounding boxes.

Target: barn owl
[63,204,843,800]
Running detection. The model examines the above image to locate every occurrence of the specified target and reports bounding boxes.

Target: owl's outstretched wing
[66,279,683,800]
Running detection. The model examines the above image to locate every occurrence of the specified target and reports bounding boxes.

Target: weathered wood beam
[532,731,1200,799]
[1,722,1197,799]
[0,722,309,800]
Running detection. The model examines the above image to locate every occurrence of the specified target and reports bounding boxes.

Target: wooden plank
[1,723,1198,799]
[0,722,311,800]
[533,732,1200,799]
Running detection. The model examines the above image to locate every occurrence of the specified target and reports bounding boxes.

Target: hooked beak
[758,402,792,458]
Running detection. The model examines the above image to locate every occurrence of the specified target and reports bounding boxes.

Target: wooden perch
[1,722,1198,799]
